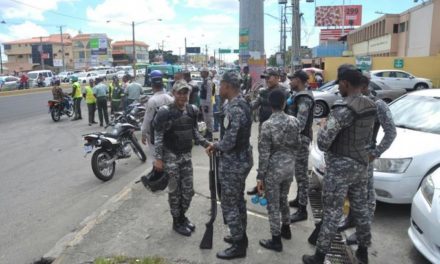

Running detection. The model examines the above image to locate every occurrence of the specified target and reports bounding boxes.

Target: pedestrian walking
[287,70,315,223]
[93,77,109,127]
[83,79,97,126]
[206,71,253,260]
[302,64,376,264]
[256,89,301,252]
[153,80,210,237]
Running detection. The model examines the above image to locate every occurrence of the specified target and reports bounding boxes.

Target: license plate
[84,145,93,153]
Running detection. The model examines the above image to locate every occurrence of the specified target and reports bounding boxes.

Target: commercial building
[112,40,149,66]
[72,33,113,69]
[347,0,440,57]
[3,34,73,72]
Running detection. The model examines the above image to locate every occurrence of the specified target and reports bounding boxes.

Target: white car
[408,167,440,263]
[310,89,440,204]
[76,72,98,84]
[370,70,433,91]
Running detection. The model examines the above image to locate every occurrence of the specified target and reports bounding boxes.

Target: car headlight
[373,158,412,173]
[421,174,435,206]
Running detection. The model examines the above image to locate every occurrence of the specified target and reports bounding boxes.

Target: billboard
[315,5,362,27]
[239,28,249,50]
[186,47,200,53]
[90,34,108,56]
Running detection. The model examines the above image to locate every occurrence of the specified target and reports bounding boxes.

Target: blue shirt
[93,83,108,98]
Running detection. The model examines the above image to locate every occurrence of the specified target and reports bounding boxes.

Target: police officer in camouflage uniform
[153,80,210,237]
[256,89,301,252]
[287,70,315,223]
[303,65,376,264]
[206,71,253,260]
[345,74,397,245]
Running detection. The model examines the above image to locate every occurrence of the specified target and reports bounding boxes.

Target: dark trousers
[87,103,96,124]
[73,97,82,118]
[97,97,109,126]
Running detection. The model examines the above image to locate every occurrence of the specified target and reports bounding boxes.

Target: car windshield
[389,94,440,134]
[28,73,38,79]
[77,72,87,77]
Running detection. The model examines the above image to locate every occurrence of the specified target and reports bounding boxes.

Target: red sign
[40,53,50,59]
[319,29,353,41]
[315,5,362,27]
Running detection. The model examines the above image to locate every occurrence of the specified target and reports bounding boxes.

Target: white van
[28,70,55,87]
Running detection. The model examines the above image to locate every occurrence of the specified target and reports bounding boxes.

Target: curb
[0,86,71,97]
[43,174,143,263]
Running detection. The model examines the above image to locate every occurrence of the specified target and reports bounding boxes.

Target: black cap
[261,68,280,79]
[288,70,309,82]
[335,64,362,85]
[221,71,241,88]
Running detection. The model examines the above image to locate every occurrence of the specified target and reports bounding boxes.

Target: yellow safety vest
[85,86,96,104]
[72,82,82,98]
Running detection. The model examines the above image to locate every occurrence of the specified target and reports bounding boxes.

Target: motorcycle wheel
[91,148,116,181]
[66,107,74,117]
[51,108,61,122]
[130,135,147,162]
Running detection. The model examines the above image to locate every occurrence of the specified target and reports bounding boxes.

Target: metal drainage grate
[308,187,354,264]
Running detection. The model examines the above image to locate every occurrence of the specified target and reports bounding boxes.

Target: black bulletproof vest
[164,104,195,154]
[290,92,315,139]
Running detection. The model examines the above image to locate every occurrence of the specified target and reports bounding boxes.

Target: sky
[0,0,423,62]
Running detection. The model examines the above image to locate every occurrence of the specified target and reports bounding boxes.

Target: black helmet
[140,168,168,192]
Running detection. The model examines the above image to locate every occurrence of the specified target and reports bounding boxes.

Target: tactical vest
[224,99,252,153]
[258,86,284,123]
[200,79,208,100]
[290,91,315,139]
[329,96,377,165]
[112,86,123,101]
[164,104,195,154]
[85,86,96,104]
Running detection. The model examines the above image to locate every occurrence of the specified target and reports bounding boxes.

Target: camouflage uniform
[367,98,396,222]
[288,91,315,207]
[154,103,209,218]
[214,95,253,241]
[257,111,301,236]
[316,94,376,254]
[200,77,214,134]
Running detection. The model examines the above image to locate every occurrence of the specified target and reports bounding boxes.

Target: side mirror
[409,76,414,79]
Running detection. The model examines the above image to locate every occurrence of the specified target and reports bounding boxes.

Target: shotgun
[199,152,217,249]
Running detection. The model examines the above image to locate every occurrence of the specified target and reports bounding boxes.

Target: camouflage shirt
[257,111,301,180]
[370,99,396,158]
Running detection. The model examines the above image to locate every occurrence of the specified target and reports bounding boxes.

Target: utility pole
[184,38,187,68]
[40,36,45,70]
[59,25,65,72]
[132,21,137,79]
[341,0,346,36]
[291,0,301,72]
[205,44,208,66]
[0,44,3,74]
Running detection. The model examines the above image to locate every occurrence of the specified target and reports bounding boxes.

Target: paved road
[0,92,150,263]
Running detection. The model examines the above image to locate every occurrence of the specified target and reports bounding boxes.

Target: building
[112,40,149,66]
[72,33,113,69]
[3,34,73,72]
[347,0,440,57]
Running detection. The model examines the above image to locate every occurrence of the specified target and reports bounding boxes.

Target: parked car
[370,70,432,91]
[0,76,20,91]
[312,80,407,118]
[96,69,116,81]
[408,167,440,263]
[76,72,98,84]
[310,89,440,204]
[28,70,55,87]
[58,71,74,82]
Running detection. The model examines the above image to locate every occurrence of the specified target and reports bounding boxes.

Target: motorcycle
[112,96,148,130]
[83,122,147,181]
[48,96,74,122]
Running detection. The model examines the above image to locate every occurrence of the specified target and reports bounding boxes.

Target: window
[399,22,406,33]
[395,72,410,78]
[79,51,85,59]
[369,82,382,91]
[18,55,23,58]
[375,72,384,77]
[4,44,11,50]
[393,24,399,33]
[65,53,69,56]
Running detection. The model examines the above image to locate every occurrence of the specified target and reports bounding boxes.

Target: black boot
[181,215,195,232]
[302,250,325,264]
[288,197,299,208]
[308,221,322,246]
[356,246,369,264]
[246,186,258,195]
[216,237,247,260]
[173,217,191,237]
[224,233,248,248]
[259,235,282,252]
[290,205,308,223]
[338,211,355,232]
[281,224,291,240]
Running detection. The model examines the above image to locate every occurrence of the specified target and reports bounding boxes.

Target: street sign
[394,58,404,69]
[186,47,201,54]
[233,49,239,53]
[239,28,249,50]
[219,49,231,54]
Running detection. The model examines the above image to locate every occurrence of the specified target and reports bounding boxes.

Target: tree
[149,49,179,64]
[268,54,277,67]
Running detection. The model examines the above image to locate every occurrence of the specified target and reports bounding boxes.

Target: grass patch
[94,256,167,264]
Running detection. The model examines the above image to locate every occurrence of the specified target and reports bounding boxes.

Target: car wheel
[314,101,329,118]
[414,83,428,90]
[418,164,440,189]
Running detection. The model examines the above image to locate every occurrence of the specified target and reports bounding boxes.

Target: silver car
[313,80,407,118]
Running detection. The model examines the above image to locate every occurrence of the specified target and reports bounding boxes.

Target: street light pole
[132,21,137,79]
[0,44,3,74]
[60,25,66,72]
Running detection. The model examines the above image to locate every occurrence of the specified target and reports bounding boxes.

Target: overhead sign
[315,5,362,27]
[219,49,231,54]
[394,58,404,69]
[356,56,372,71]
[186,47,201,53]
[233,49,239,53]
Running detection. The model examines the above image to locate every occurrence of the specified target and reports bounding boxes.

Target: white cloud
[186,0,238,13]
[191,14,235,25]
[5,21,49,40]
[0,0,75,21]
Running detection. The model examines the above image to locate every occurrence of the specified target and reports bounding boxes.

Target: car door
[394,71,413,90]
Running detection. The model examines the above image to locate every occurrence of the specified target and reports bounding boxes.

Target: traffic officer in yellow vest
[71,76,82,120]
[109,76,124,114]
[83,79,97,126]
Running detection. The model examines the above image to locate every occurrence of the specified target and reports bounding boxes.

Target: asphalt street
[0,90,431,264]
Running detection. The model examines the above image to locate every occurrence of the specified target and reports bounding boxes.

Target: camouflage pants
[265,176,292,236]
[163,151,194,218]
[367,164,375,223]
[317,154,371,253]
[295,137,311,206]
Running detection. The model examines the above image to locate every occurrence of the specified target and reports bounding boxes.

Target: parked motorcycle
[112,98,147,130]
[48,96,74,122]
[83,122,146,181]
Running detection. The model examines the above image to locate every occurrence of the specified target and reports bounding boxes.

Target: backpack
[150,104,196,145]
